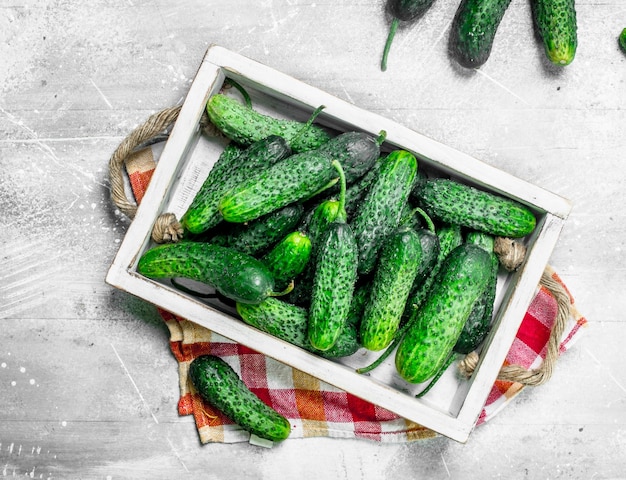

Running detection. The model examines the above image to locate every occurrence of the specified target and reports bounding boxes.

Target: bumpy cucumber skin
[282,199,341,307]
[449,0,513,68]
[137,242,275,304]
[237,297,360,358]
[395,243,492,384]
[207,204,304,257]
[414,178,536,238]
[308,221,359,351]
[351,150,418,275]
[531,0,577,65]
[189,355,291,442]
[454,232,499,354]
[219,132,381,224]
[261,231,312,291]
[181,136,291,234]
[205,94,330,153]
[402,224,461,322]
[360,227,423,351]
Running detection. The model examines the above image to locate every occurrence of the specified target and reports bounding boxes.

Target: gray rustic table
[1,1,624,478]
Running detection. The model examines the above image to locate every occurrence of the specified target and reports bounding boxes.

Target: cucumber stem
[400,206,435,232]
[415,352,457,398]
[291,104,326,147]
[376,130,387,146]
[331,160,348,223]
[269,280,295,297]
[381,18,400,71]
[224,78,252,108]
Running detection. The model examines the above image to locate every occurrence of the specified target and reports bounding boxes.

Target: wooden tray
[105,45,572,443]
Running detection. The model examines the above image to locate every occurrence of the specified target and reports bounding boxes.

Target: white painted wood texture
[1,1,624,478]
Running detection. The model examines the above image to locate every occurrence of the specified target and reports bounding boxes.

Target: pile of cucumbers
[380,0,578,69]
[136,93,537,440]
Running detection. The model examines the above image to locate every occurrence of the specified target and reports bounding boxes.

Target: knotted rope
[108,106,215,243]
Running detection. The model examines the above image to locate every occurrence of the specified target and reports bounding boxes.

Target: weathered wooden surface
[1,1,624,478]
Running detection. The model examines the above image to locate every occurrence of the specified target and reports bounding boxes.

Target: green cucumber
[413,178,536,238]
[137,242,277,304]
[351,149,418,275]
[395,243,492,383]
[206,94,331,153]
[261,231,312,292]
[356,224,455,375]
[449,0,513,68]
[620,28,626,54]
[206,204,304,257]
[237,297,360,358]
[359,225,423,351]
[531,0,577,65]
[188,355,291,442]
[282,198,342,307]
[181,136,291,234]
[415,231,499,397]
[381,0,437,71]
[308,161,359,351]
[454,232,499,354]
[219,131,383,224]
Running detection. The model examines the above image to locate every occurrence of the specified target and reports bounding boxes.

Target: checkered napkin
[123,143,588,444]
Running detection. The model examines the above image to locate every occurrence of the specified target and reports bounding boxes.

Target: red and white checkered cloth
[123,143,588,444]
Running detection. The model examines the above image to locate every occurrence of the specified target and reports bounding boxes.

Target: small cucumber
[395,243,492,384]
[181,135,291,234]
[381,0,437,70]
[282,198,342,307]
[308,162,359,351]
[206,204,304,257]
[449,0,513,68]
[359,225,423,351]
[137,242,277,304]
[531,0,577,66]
[413,178,536,238]
[188,355,291,442]
[351,150,418,275]
[261,231,312,292]
[219,131,382,224]
[206,94,331,153]
[237,297,360,358]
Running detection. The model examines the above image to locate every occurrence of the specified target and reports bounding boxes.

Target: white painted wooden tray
[105,45,572,443]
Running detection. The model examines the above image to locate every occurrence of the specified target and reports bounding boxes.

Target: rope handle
[108,105,216,243]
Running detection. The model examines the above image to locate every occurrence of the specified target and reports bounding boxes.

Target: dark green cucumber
[413,178,536,238]
[237,297,360,358]
[449,0,513,68]
[219,131,383,224]
[188,355,291,442]
[308,161,359,351]
[261,231,312,291]
[359,225,423,351]
[206,94,331,153]
[381,0,437,70]
[137,242,276,304]
[454,232,499,354]
[415,232,499,397]
[620,28,626,54]
[531,0,577,65]
[181,136,291,234]
[206,204,304,257]
[351,150,418,275]
[395,243,492,383]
